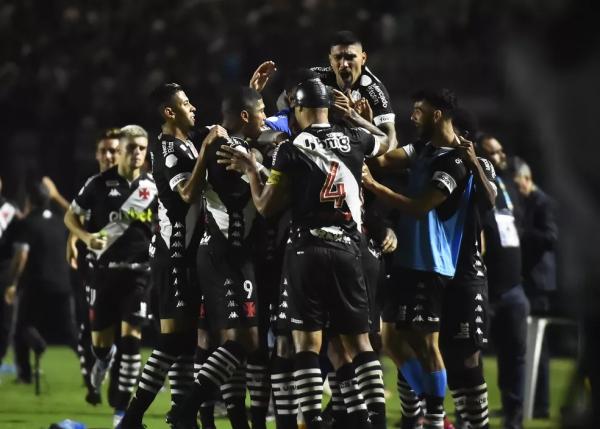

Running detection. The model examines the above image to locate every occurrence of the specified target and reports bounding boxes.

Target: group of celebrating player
[65,30,497,429]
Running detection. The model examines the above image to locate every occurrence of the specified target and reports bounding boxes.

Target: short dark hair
[412,88,458,117]
[96,127,121,148]
[151,82,184,113]
[284,68,319,93]
[330,30,362,49]
[221,86,262,117]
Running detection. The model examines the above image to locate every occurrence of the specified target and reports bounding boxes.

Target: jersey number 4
[320,161,346,208]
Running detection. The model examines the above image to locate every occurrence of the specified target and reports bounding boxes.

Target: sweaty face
[120,136,148,171]
[411,100,435,140]
[96,139,120,172]
[244,99,267,140]
[481,138,508,171]
[329,44,365,90]
[171,91,196,130]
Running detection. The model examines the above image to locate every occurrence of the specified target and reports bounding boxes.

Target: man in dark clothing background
[479,135,530,429]
[3,179,77,384]
[513,157,559,418]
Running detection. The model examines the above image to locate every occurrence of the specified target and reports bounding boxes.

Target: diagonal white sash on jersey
[90,178,157,259]
[293,131,363,232]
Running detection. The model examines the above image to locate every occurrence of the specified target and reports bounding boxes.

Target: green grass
[0,347,575,429]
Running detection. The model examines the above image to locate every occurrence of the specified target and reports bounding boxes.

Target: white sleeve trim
[169,172,192,190]
[366,140,381,158]
[432,171,457,194]
[373,113,395,126]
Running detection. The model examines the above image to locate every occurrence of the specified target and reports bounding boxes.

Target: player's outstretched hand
[361,164,377,190]
[331,89,353,118]
[216,145,257,175]
[87,231,107,251]
[249,61,277,93]
[355,98,373,123]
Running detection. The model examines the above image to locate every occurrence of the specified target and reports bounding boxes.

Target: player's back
[271,123,376,239]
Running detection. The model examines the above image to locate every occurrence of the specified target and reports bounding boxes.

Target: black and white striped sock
[327,371,346,429]
[221,365,249,429]
[354,352,386,429]
[423,395,444,429]
[271,355,298,429]
[397,370,422,429]
[450,388,467,423]
[294,351,323,429]
[195,346,216,429]
[77,322,95,389]
[114,336,141,410]
[464,383,489,429]
[247,352,270,429]
[168,354,195,407]
[337,363,370,429]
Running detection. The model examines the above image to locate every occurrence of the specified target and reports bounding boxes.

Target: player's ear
[163,106,175,120]
[361,51,367,66]
[240,110,249,124]
[433,109,442,123]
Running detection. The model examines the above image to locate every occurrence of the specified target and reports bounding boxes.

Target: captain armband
[266,169,288,186]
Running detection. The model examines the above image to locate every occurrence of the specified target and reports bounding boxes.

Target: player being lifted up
[64,125,157,427]
[217,77,389,429]
[118,84,228,429]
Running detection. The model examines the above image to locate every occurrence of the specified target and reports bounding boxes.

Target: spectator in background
[4,178,77,384]
[479,135,529,429]
[513,157,558,419]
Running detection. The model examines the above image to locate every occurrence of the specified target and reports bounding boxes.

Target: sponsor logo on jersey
[291,318,303,324]
[366,83,389,108]
[165,154,178,168]
[106,180,120,187]
[475,294,483,301]
[109,207,153,223]
[227,300,236,308]
[360,74,373,86]
[174,222,184,228]
[228,311,239,319]
[475,305,483,312]
[162,141,175,156]
[412,315,424,322]
[108,188,121,197]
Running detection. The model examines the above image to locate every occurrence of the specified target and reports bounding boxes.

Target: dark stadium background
[1,0,598,355]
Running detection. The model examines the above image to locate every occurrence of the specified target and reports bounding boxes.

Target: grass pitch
[0,347,574,429]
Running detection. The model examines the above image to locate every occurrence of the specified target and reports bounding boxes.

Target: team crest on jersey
[243,302,256,318]
[165,154,178,168]
[360,74,373,87]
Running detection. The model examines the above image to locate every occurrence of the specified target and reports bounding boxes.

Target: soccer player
[170,86,268,429]
[217,77,389,429]
[68,128,121,406]
[117,84,227,429]
[64,125,157,427]
[438,110,497,429]
[312,30,398,150]
[362,89,474,429]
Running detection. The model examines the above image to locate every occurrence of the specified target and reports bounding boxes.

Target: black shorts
[440,277,489,350]
[381,267,448,333]
[196,231,258,331]
[360,236,383,333]
[272,243,294,336]
[287,235,369,336]
[89,267,151,331]
[254,244,286,339]
[152,236,200,321]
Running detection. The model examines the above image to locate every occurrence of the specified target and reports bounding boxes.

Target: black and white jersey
[269,123,378,238]
[454,157,497,282]
[203,136,256,248]
[311,66,395,127]
[150,132,205,259]
[71,167,158,266]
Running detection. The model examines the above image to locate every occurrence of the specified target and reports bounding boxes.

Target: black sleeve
[270,141,294,175]
[429,152,469,196]
[349,127,377,158]
[159,141,195,191]
[71,176,98,216]
[11,218,32,249]
[523,193,558,252]
[363,80,395,127]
